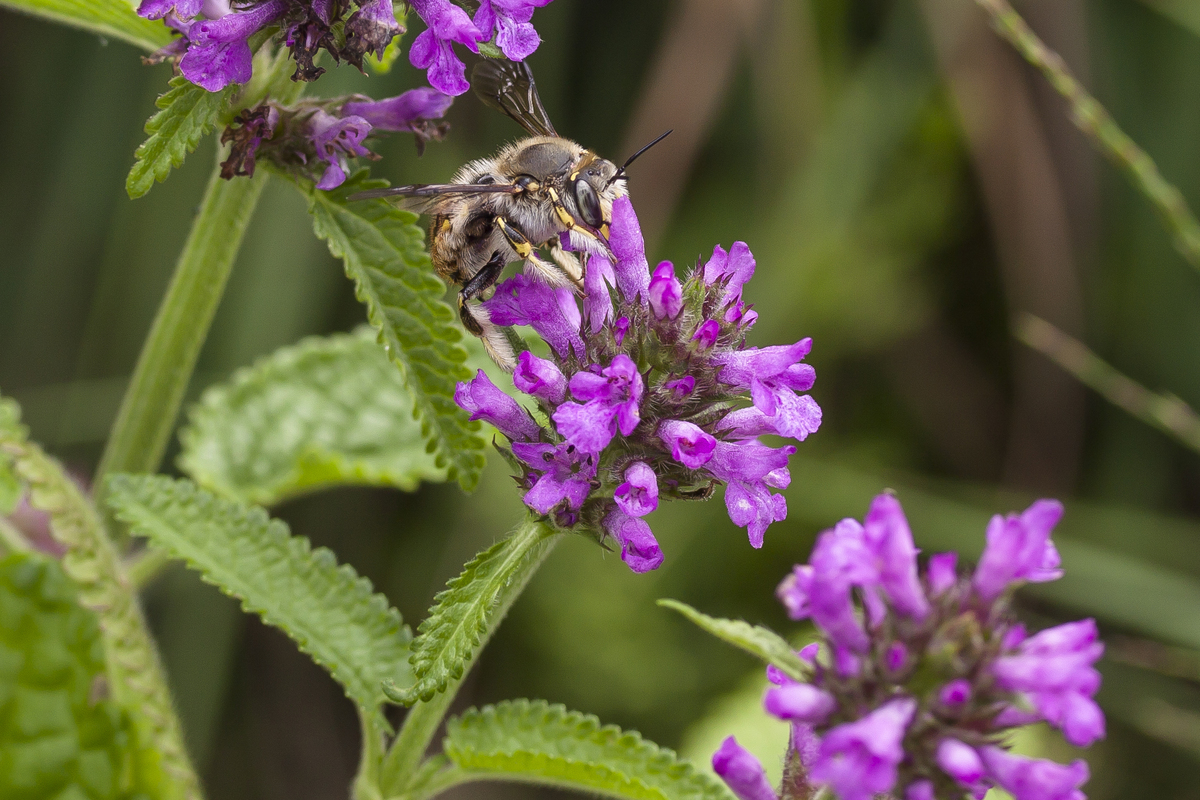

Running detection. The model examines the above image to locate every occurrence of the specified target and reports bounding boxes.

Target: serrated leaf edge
[301,173,487,491]
[106,473,410,731]
[445,699,734,800]
[658,599,810,682]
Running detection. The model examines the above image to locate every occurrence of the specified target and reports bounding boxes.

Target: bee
[349,59,669,369]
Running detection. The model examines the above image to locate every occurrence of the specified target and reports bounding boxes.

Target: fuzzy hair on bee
[348,59,667,370]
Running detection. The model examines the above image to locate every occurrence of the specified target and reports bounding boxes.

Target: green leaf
[0,0,173,52]
[0,398,201,800]
[0,552,148,800]
[126,76,235,200]
[657,599,811,683]
[178,329,447,506]
[105,474,412,731]
[388,519,557,705]
[444,699,734,800]
[301,171,487,491]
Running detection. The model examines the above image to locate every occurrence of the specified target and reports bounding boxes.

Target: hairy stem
[971,0,1200,271]
[1016,313,1200,453]
[379,516,560,795]
[96,46,305,499]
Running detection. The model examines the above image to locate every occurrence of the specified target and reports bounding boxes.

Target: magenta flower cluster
[714,494,1103,800]
[140,0,554,96]
[453,196,822,572]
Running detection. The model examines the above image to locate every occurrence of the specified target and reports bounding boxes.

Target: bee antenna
[606,129,672,187]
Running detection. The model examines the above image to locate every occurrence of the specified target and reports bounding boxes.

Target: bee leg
[459,252,516,370]
[495,215,577,290]
[545,187,615,261]
[547,236,584,286]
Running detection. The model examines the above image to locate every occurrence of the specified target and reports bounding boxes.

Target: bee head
[568,158,622,230]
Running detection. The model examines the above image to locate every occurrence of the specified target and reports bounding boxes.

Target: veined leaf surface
[179,329,447,506]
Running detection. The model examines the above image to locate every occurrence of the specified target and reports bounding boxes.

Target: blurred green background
[5,0,1200,797]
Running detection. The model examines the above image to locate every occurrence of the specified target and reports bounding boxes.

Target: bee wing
[471,60,558,138]
[347,183,522,213]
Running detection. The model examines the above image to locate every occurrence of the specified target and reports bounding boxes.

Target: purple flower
[454,370,540,442]
[484,275,585,360]
[906,780,935,800]
[763,682,835,724]
[513,351,566,405]
[714,340,819,440]
[614,462,657,517]
[981,748,1089,800]
[602,508,663,573]
[692,319,720,351]
[662,376,694,402]
[409,0,484,95]
[973,499,1065,601]
[861,494,929,620]
[993,619,1105,746]
[648,261,683,320]
[307,109,374,190]
[473,0,552,61]
[552,355,644,453]
[776,565,812,620]
[657,420,716,469]
[510,441,595,514]
[939,678,972,707]
[703,241,756,318]
[454,194,821,570]
[343,88,453,131]
[344,0,403,68]
[712,737,777,800]
[937,739,985,784]
[606,196,650,301]
[180,0,287,91]
[809,698,916,800]
[710,494,1103,800]
[583,253,616,333]
[927,552,958,595]
[137,0,203,20]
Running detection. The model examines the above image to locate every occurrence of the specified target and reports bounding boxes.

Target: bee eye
[573,179,603,227]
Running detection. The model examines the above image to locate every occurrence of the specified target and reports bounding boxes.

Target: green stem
[95,167,268,491]
[971,0,1200,271]
[1016,313,1200,453]
[379,516,560,795]
[95,45,305,499]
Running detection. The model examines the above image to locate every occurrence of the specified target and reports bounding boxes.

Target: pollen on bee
[440,219,453,232]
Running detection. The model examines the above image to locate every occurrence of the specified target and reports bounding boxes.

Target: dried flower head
[218,88,452,188]
[713,494,1103,800]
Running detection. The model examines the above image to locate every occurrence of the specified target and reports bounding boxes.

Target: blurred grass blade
[106,473,413,732]
[972,0,1200,273]
[657,599,811,682]
[1017,313,1200,453]
[1138,0,1200,37]
[179,329,447,506]
[302,171,487,491]
[441,699,735,800]
[0,0,174,51]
